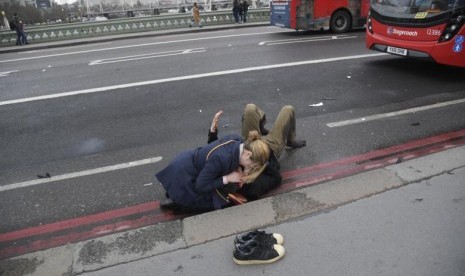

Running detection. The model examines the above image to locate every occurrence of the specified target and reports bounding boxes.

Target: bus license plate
[387,46,408,56]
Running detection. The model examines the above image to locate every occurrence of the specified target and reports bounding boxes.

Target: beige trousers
[241,104,297,158]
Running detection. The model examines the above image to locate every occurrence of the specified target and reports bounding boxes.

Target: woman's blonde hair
[242,130,270,183]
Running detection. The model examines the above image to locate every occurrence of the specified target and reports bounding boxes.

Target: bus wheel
[330,10,351,33]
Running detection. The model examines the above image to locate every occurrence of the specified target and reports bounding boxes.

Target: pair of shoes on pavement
[233,230,285,265]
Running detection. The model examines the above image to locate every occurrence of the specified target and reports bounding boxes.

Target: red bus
[270,0,370,33]
[366,0,465,67]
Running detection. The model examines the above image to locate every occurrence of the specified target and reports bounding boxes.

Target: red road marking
[0,211,181,259]
[276,135,465,194]
[282,128,465,179]
[0,201,160,243]
[1,129,465,259]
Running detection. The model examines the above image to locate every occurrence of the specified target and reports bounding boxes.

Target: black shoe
[160,197,171,204]
[259,115,269,135]
[235,230,284,245]
[160,198,177,210]
[160,198,211,214]
[233,240,285,265]
[260,126,269,136]
[286,139,306,148]
[160,197,186,211]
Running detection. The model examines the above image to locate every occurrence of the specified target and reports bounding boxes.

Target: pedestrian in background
[10,13,28,46]
[10,13,21,46]
[241,0,249,23]
[233,0,241,23]
[17,20,28,45]
[189,2,202,28]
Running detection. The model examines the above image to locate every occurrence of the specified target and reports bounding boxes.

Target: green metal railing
[0,9,270,47]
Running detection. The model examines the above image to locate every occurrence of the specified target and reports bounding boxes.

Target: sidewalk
[84,148,465,276]
[0,22,269,54]
[1,144,464,276]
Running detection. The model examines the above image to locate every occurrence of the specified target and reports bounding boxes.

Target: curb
[1,145,464,276]
[0,22,270,54]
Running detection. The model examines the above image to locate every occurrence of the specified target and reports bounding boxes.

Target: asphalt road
[1,26,465,234]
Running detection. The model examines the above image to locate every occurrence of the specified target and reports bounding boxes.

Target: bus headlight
[367,10,373,34]
[439,12,465,42]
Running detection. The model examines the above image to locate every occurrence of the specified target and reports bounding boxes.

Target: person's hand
[224,168,244,185]
[236,166,245,188]
[210,110,223,132]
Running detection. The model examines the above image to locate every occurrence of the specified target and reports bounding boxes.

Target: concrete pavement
[85,149,465,276]
[1,144,464,276]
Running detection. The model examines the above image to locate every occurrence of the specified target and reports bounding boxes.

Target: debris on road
[309,102,323,107]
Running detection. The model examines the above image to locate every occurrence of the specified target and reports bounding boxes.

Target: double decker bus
[366,0,465,67]
[270,0,370,33]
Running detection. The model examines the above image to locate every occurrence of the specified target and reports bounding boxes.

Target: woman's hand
[224,168,244,186]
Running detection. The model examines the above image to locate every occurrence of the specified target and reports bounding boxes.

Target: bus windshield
[371,0,465,16]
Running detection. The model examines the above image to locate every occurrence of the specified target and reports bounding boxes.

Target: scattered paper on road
[309,102,324,107]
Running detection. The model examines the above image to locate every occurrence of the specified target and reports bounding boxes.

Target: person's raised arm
[208,110,223,144]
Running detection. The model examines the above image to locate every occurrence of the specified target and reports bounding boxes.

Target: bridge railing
[0,9,270,47]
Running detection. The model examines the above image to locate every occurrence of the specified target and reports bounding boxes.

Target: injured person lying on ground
[157,103,306,213]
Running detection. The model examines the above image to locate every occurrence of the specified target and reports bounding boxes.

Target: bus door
[271,0,292,28]
[296,0,314,30]
[348,0,369,27]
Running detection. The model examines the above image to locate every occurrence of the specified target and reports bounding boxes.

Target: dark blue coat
[155,134,242,210]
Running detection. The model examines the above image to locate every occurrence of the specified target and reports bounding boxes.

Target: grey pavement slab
[386,146,465,182]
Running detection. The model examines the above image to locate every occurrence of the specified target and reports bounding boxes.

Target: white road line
[265,36,357,46]
[89,48,206,65]
[258,35,356,46]
[0,53,386,107]
[327,98,465,128]
[0,70,19,77]
[0,31,277,63]
[0,156,163,192]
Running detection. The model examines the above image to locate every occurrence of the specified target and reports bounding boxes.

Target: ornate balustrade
[0,9,270,47]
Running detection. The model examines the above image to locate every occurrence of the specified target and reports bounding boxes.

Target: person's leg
[16,31,22,46]
[241,103,266,138]
[262,105,306,158]
[21,31,28,44]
